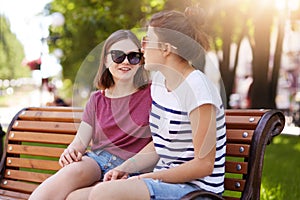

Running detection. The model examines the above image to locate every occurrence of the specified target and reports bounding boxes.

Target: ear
[162,43,172,56]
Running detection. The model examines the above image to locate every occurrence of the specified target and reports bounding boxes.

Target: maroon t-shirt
[82,84,152,160]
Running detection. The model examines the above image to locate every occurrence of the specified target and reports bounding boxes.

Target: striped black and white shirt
[150,70,226,195]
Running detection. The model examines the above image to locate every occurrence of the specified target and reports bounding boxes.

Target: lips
[119,67,131,71]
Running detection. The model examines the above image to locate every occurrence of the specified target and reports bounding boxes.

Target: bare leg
[29,156,101,200]
[66,186,94,200]
[88,179,150,200]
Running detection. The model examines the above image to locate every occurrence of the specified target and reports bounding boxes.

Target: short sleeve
[184,71,223,115]
[82,91,97,127]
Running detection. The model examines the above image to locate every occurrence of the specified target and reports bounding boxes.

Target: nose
[120,56,130,65]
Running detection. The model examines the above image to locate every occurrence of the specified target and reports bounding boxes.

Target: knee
[29,177,54,199]
[66,190,77,200]
[89,184,107,200]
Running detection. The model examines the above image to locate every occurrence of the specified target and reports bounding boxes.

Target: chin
[144,63,157,71]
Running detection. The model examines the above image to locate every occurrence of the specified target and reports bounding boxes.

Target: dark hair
[149,7,209,70]
[93,30,149,90]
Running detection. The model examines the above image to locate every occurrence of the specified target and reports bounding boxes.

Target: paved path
[282,123,300,136]
[0,87,52,131]
[0,107,23,130]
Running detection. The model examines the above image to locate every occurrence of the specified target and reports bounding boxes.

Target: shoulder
[187,70,217,92]
[86,90,104,104]
[185,70,223,111]
[89,90,104,98]
[135,83,151,101]
[151,71,164,82]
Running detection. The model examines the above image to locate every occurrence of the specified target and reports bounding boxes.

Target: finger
[60,155,70,166]
[69,151,78,161]
[111,170,121,180]
[77,151,83,161]
[103,172,112,182]
[121,174,128,179]
[64,153,74,164]
[58,158,64,167]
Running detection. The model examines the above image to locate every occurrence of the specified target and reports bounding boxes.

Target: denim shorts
[85,149,125,180]
[142,178,202,200]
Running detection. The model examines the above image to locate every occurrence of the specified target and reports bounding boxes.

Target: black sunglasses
[109,50,143,65]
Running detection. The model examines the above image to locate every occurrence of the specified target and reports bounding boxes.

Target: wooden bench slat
[7,144,64,158]
[6,157,60,171]
[18,110,82,123]
[0,189,30,200]
[224,109,267,116]
[225,116,260,129]
[8,131,74,145]
[226,129,253,144]
[224,178,245,192]
[225,144,250,157]
[12,121,79,134]
[4,170,52,184]
[27,107,83,112]
[225,161,248,174]
[0,179,37,194]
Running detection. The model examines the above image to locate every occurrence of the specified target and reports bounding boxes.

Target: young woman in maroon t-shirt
[29,30,152,200]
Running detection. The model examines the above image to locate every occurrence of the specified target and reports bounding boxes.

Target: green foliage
[48,0,166,82]
[58,78,73,100]
[0,15,30,79]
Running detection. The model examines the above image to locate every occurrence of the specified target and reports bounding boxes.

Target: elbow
[193,158,215,178]
[206,160,214,175]
[199,158,215,176]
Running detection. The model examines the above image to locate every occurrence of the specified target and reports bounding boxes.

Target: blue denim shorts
[86,149,125,180]
[142,178,201,200]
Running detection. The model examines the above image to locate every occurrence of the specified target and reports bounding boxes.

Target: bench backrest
[223,109,284,200]
[0,107,83,199]
[0,107,285,200]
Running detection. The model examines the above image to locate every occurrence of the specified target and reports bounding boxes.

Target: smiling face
[106,39,141,83]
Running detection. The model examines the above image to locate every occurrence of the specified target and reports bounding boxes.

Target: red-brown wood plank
[8,131,74,144]
[6,157,60,171]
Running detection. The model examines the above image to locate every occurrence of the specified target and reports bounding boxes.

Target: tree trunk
[271,12,286,109]
[219,10,234,108]
[250,5,274,108]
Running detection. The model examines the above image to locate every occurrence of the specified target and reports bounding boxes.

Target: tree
[194,0,287,109]
[48,0,165,82]
[0,15,29,79]
[47,0,292,109]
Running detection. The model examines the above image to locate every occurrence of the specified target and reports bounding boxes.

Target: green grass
[261,134,300,200]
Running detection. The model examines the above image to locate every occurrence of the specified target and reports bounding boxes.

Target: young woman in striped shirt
[86,6,226,200]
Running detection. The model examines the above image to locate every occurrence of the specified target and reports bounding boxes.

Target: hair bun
[184,6,206,26]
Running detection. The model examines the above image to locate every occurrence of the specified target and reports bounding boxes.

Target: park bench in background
[0,107,285,200]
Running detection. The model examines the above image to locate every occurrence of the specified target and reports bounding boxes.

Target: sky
[0,0,53,60]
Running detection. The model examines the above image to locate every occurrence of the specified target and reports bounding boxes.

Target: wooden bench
[182,109,285,200]
[0,107,83,199]
[0,107,285,200]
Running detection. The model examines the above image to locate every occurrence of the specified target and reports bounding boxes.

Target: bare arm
[59,121,93,167]
[104,141,159,181]
[139,104,216,183]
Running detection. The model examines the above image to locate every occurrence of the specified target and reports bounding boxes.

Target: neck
[106,81,137,98]
[162,60,194,91]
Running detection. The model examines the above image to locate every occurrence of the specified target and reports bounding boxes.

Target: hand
[103,168,128,182]
[59,147,83,167]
